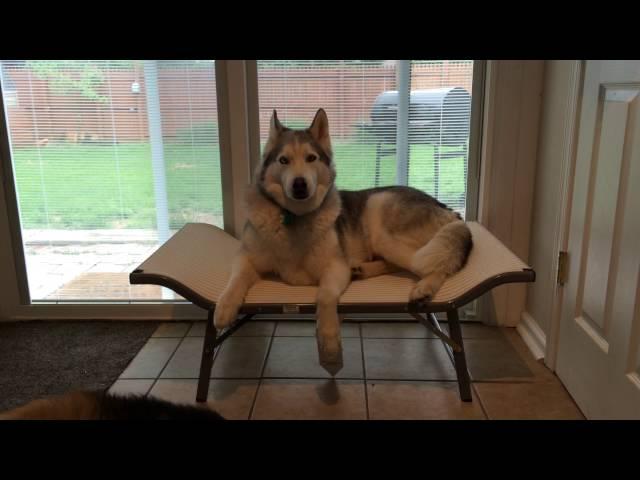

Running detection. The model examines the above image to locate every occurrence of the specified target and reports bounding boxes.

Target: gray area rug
[0,321,159,412]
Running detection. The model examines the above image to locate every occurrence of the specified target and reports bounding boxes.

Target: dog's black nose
[292,177,308,199]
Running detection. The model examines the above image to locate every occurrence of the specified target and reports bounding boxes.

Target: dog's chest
[245,194,344,285]
[258,224,338,285]
[280,230,337,284]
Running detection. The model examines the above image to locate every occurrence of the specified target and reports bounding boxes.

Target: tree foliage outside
[25,60,138,103]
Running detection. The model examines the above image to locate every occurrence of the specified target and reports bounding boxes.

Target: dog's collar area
[257,185,299,225]
[281,209,296,225]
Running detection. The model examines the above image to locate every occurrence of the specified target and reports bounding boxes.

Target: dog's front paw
[316,331,343,376]
[213,297,240,329]
[409,284,434,303]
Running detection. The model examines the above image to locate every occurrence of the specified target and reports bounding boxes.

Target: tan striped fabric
[135,222,529,306]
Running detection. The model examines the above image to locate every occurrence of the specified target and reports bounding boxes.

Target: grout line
[183,333,503,341]
[116,330,162,382]
[108,377,154,395]
[114,377,158,380]
[156,376,461,382]
[151,334,488,340]
[247,322,278,420]
[151,321,193,339]
[471,383,490,420]
[359,323,370,420]
[141,376,538,385]
[140,380,154,397]
[470,378,538,384]
[145,336,183,397]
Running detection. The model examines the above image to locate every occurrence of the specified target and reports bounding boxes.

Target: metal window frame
[465,59,486,223]
[395,60,411,185]
[0,67,30,307]
[216,60,258,237]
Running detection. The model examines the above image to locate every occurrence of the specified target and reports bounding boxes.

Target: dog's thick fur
[214,109,472,373]
[0,390,225,420]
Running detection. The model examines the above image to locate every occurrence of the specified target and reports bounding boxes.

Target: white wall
[519,60,582,362]
[477,60,545,327]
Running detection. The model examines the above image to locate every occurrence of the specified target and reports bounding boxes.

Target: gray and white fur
[214,109,472,374]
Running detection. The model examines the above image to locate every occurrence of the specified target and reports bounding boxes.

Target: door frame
[543,60,585,371]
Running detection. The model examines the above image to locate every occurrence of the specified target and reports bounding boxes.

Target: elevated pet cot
[130,221,535,403]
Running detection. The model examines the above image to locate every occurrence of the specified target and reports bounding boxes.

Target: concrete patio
[22,229,176,301]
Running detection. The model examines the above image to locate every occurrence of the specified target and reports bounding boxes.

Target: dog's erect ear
[261,110,285,169]
[269,110,284,139]
[308,108,331,152]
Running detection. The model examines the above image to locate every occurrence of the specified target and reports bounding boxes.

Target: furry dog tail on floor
[0,390,225,420]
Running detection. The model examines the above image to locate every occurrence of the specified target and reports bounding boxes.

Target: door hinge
[557,251,569,285]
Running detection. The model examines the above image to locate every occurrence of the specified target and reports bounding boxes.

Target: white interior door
[556,60,640,419]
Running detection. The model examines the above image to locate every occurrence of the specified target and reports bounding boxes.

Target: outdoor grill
[370,87,471,145]
[363,87,472,194]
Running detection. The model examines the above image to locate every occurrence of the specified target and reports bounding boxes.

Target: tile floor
[109,320,585,420]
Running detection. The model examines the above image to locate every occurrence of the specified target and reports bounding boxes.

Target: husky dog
[0,390,225,420]
[214,109,472,374]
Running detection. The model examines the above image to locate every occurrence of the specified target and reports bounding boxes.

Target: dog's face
[257,109,336,216]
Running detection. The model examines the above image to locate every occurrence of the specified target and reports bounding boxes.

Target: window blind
[257,60,473,215]
[0,60,222,301]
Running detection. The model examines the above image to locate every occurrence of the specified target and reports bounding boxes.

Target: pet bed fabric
[130,222,532,311]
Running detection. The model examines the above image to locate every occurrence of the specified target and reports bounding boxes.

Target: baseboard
[517,311,547,360]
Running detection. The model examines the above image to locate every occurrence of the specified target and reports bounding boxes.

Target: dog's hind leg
[409,220,472,302]
[214,251,260,329]
[370,231,419,273]
[316,259,351,375]
[351,260,399,279]
[372,221,472,302]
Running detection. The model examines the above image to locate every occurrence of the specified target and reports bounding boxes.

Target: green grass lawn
[11,143,223,229]
[11,141,466,230]
[333,143,467,204]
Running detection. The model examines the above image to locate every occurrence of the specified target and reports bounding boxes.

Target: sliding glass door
[0,60,222,302]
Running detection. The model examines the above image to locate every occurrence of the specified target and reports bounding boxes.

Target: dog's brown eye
[306,154,317,163]
[278,156,289,165]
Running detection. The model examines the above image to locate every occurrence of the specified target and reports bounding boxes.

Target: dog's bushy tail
[0,390,226,421]
[100,392,225,420]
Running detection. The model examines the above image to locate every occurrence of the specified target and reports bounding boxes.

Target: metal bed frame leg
[195,312,253,403]
[196,308,217,403]
[410,306,472,402]
[446,309,472,402]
